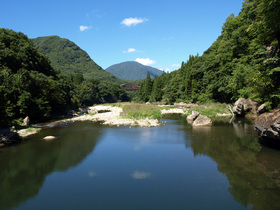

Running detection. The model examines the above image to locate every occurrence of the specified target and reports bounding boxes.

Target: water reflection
[1,117,280,209]
[188,118,280,209]
[131,171,152,180]
[0,122,102,209]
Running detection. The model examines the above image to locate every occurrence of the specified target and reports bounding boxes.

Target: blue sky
[1,0,244,72]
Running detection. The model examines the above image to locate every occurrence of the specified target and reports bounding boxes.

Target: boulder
[255,109,280,140]
[22,116,30,126]
[88,107,98,114]
[233,98,258,117]
[257,103,266,116]
[43,136,56,140]
[193,115,212,127]
[0,128,21,145]
[187,111,200,121]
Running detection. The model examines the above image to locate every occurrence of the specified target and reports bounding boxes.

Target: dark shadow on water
[185,117,280,209]
[0,121,103,210]
[259,137,280,150]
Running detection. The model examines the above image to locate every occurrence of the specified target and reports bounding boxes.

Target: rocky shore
[69,105,160,127]
[14,105,160,140]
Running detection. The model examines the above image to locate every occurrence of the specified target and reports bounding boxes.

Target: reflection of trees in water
[187,119,280,209]
[0,122,102,209]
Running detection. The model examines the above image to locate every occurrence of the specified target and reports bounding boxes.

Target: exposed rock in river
[193,115,212,127]
[187,111,200,121]
[233,98,258,117]
[0,127,21,146]
[255,109,280,140]
[43,136,56,140]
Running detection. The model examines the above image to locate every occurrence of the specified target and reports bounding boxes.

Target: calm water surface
[1,116,280,209]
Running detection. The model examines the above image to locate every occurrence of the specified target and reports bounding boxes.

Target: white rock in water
[187,111,200,121]
[43,136,56,140]
[192,115,212,127]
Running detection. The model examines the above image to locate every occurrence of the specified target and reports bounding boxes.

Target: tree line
[0,29,129,127]
[138,0,280,109]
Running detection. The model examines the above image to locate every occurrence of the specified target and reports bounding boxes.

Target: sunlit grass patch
[121,103,162,119]
[187,103,231,116]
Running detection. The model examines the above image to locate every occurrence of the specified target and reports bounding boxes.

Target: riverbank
[15,104,160,138]
[15,102,232,139]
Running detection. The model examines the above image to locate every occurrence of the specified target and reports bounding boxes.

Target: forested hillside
[138,0,280,108]
[106,61,163,80]
[32,36,119,82]
[0,29,129,127]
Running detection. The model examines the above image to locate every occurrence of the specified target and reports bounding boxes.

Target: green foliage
[0,29,130,128]
[138,73,153,102]
[137,0,280,108]
[0,29,73,127]
[188,103,231,116]
[32,36,120,82]
[121,103,162,119]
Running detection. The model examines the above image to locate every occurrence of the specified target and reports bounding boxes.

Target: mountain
[105,61,163,80]
[32,36,118,82]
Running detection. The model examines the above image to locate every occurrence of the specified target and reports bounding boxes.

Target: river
[0,115,280,209]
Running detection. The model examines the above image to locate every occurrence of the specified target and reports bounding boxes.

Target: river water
[1,115,280,209]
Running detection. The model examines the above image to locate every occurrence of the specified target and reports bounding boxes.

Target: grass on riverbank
[120,103,162,119]
[187,103,232,116]
[114,102,231,119]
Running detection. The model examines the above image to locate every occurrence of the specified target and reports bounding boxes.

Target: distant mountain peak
[105,61,163,80]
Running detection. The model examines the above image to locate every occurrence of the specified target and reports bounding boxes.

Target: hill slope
[105,61,163,80]
[138,0,280,106]
[32,36,118,82]
[0,29,74,126]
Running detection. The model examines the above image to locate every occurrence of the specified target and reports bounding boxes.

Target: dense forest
[32,36,120,82]
[138,0,280,108]
[0,29,129,127]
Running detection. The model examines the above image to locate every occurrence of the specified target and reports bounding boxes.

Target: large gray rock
[255,109,280,140]
[187,111,200,121]
[193,115,212,127]
[0,127,21,145]
[233,98,258,117]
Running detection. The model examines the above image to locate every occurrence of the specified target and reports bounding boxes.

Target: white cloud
[128,48,136,52]
[131,171,151,179]
[79,25,91,31]
[135,58,156,66]
[123,48,136,53]
[121,17,148,27]
[172,64,180,67]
